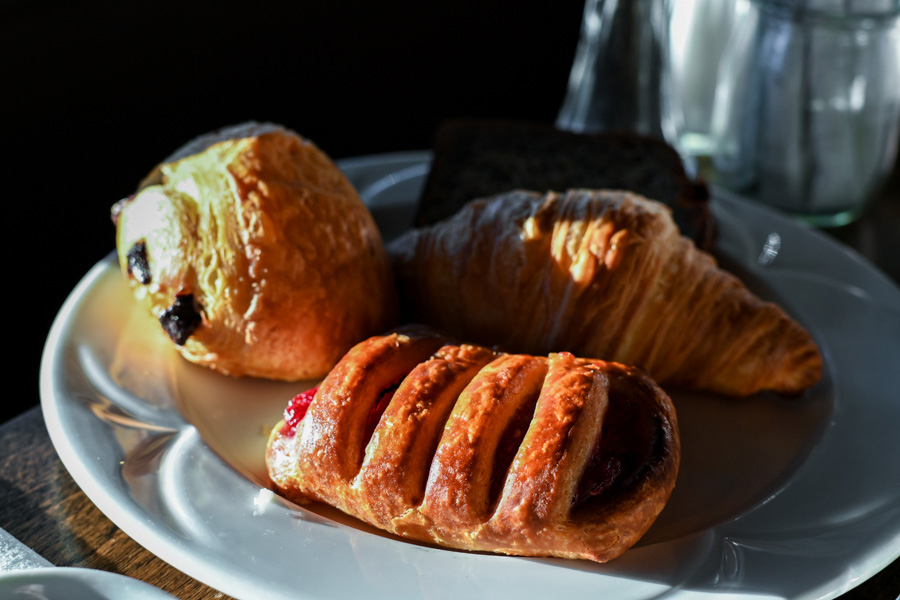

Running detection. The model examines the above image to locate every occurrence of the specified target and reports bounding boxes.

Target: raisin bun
[112,123,398,381]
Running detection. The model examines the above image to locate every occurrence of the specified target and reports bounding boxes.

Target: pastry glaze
[389,189,823,397]
[267,328,680,563]
[113,125,397,381]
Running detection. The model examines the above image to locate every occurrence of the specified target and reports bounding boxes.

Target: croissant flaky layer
[388,189,823,397]
[266,328,681,563]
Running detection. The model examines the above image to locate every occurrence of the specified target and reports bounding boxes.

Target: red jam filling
[363,381,401,445]
[279,379,401,441]
[281,387,318,435]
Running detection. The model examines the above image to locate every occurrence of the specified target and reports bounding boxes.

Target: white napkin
[0,527,52,571]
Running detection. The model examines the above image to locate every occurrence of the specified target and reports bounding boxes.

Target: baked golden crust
[266,328,680,563]
[389,189,823,397]
[113,124,397,381]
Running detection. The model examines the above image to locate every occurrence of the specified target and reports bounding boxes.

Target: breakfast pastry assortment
[109,121,823,563]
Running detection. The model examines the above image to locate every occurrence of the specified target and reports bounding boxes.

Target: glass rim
[757,0,900,23]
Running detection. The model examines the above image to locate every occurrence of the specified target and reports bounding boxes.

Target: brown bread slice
[415,118,715,250]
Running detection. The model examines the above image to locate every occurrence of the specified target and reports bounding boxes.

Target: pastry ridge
[267,329,681,563]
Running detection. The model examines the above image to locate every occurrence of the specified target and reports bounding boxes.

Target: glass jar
[661,0,900,226]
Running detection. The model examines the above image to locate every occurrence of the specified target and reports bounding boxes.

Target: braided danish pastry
[266,327,680,563]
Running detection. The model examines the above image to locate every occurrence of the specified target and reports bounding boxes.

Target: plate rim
[0,566,179,599]
[39,151,900,600]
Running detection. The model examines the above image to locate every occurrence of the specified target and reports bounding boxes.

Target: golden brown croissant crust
[112,124,397,381]
[266,328,681,563]
[389,189,823,397]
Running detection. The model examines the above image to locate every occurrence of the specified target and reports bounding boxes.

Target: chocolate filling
[159,294,202,345]
[126,240,152,284]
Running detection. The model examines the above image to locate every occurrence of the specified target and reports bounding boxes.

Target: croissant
[266,327,681,563]
[112,123,397,381]
[388,189,822,397]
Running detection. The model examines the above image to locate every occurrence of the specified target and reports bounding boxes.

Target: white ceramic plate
[40,151,900,600]
[0,567,177,600]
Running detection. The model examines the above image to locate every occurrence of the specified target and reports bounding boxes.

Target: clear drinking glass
[659,0,900,226]
[556,0,666,137]
[657,0,757,163]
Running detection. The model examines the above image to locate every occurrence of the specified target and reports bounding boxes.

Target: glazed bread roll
[113,123,397,381]
[389,189,823,397]
[267,327,681,563]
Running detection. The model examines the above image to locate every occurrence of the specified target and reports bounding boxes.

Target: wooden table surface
[0,410,234,600]
[2,159,899,600]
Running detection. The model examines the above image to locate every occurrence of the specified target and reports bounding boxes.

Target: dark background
[2,0,586,423]
[5,1,899,426]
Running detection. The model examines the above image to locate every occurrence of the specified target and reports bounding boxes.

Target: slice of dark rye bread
[414,119,715,251]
